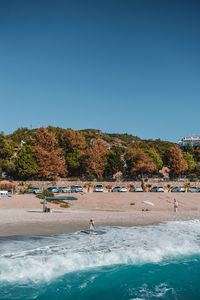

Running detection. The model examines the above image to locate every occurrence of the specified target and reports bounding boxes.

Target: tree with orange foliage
[60,129,86,152]
[169,145,188,177]
[125,148,156,178]
[85,139,107,180]
[132,149,156,177]
[34,128,66,180]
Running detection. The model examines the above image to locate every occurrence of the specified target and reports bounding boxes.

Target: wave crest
[1,220,200,283]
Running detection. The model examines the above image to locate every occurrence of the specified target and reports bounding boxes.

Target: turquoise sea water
[1,220,200,300]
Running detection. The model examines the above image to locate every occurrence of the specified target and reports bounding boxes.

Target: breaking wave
[1,220,200,283]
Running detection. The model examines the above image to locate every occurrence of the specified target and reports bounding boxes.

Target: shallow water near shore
[1,220,200,299]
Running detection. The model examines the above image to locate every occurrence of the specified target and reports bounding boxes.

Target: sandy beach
[0,192,200,236]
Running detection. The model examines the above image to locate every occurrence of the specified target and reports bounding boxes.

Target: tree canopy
[0,126,199,180]
[169,145,188,177]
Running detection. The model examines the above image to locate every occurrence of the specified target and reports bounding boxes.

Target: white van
[0,190,9,196]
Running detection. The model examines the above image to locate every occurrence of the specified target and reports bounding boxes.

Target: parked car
[132,187,143,192]
[71,185,83,193]
[119,187,128,192]
[111,186,127,192]
[93,184,104,192]
[47,187,60,193]
[26,187,42,194]
[150,186,165,192]
[188,187,199,193]
[111,186,121,192]
[59,186,71,193]
[171,187,185,193]
[7,189,13,196]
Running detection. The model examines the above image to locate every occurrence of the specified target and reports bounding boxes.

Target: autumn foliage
[169,145,188,176]
[34,128,66,180]
[85,139,107,180]
[0,181,16,191]
[1,127,200,181]
[131,149,156,176]
[60,129,86,151]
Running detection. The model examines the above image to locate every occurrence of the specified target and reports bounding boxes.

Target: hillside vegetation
[0,127,199,181]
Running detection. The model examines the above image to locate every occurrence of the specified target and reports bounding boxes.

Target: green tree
[183,152,196,173]
[9,127,33,144]
[60,129,86,177]
[0,160,16,178]
[194,147,200,162]
[104,147,125,178]
[146,148,163,171]
[0,134,15,160]
[0,134,16,177]
[65,149,85,177]
[15,145,39,180]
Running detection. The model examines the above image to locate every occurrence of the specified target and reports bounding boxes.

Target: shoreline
[1,193,200,237]
[0,209,200,237]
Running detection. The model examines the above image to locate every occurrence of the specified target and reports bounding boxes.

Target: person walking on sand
[173,198,178,213]
[89,218,95,232]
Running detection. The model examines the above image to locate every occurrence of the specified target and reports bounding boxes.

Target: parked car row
[26,185,84,194]
[170,187,185,193]
[47,185,84,193]
[25,185,200,194]
[110,186,165,192]
[149,186,165,192]
[148,186,200,192]
[169,186,200,193]
[111,185,200,193]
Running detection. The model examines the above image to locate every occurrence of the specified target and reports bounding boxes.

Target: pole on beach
[43,197,47,212]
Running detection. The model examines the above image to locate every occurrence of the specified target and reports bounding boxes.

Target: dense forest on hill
[0,127,199,181]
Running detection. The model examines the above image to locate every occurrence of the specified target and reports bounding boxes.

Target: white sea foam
[1,220,200,283]
[132,283,175,299]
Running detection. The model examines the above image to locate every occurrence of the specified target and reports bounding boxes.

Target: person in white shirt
[89,218,95,232]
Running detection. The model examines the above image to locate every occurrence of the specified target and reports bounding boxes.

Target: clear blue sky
[0,0,199,141]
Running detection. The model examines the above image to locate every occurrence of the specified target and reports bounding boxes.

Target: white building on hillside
[178,136,200,148]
